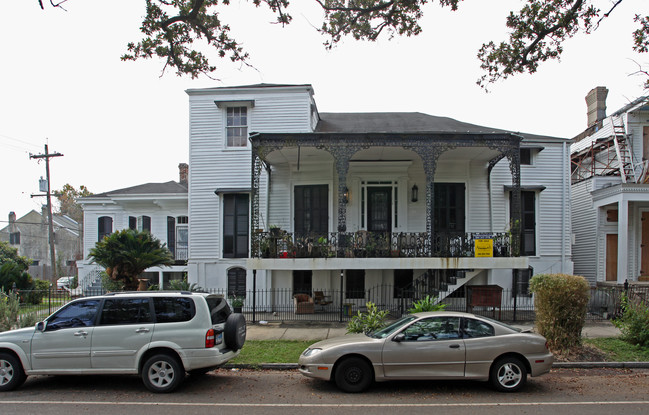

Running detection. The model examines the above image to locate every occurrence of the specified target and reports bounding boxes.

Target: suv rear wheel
[142,354,185,393]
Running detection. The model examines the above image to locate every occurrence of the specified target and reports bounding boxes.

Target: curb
[223,362,649,371]
[224,363,299,371]
[552,362,649,369]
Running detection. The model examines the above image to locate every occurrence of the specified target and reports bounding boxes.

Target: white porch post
[617,198,629,284]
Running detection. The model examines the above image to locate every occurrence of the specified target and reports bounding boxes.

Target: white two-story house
[187,84,573,310]
[76,164,189,288]
[571,86,649,285]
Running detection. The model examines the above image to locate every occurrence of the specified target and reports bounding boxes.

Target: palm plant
[88,229,174,291]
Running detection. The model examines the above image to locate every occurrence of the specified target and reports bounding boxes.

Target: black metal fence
[15,284,648,324]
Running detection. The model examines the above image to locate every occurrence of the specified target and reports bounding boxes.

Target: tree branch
[519,0,584,65]
[595,0,624,29]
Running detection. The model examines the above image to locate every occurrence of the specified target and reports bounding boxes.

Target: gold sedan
[299,311,553,393]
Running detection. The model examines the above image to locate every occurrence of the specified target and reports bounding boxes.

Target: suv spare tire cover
[224,313,246,351]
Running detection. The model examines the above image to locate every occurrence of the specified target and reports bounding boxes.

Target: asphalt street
[0,367,648,415]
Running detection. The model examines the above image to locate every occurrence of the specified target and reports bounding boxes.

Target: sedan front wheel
[490,357,527,392]
[334,357,373,393]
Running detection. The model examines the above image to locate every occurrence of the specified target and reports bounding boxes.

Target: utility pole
[30,144,64,283]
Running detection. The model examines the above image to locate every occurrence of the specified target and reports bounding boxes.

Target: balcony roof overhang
[247,257,529,271]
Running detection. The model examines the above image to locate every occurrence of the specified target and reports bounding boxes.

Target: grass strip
[230,340,316,365]
[584,338,649,362]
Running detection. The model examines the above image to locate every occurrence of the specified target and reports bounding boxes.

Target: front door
[367,187,391,232]
[606,234,618,282]
[642,212,649,277]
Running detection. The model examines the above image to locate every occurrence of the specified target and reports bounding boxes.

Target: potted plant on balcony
[230,296,244,313]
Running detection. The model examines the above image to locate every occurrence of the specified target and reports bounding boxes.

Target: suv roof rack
[103,290,194,296]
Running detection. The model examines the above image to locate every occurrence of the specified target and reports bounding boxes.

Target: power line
[0,133,42,150]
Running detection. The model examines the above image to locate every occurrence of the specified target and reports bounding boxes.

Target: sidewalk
[245,320,622,341]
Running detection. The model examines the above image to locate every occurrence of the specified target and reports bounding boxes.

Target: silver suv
[0,291,246,393]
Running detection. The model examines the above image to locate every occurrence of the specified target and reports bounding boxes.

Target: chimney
[178,163,188,186]
[8,212,16,233]
[586,86,608,127]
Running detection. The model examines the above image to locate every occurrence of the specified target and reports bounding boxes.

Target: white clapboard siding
[188,86,314,259]
[491,141,570,257]
[571,179,598,284]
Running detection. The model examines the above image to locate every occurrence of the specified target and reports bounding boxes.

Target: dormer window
[226,107,248,147]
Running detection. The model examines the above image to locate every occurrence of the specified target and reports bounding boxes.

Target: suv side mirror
[36,321,46,332]
[392,333,405,342]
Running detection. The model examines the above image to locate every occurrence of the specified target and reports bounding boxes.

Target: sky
[1,0,649,225]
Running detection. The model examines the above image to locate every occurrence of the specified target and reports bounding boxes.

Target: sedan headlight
[302,347,322,357]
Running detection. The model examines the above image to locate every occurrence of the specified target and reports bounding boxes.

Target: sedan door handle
[449,344,461,349]
[74,331,88,337]
[135,328,151,334]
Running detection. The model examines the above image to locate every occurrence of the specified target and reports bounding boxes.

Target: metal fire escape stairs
[611,115,639,183]
[407,269,482,304]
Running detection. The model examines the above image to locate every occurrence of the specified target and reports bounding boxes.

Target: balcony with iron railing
[254,230,514,259]
[173,245,188,262]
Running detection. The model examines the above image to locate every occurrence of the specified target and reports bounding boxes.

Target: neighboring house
[0,208,81,281]
[571,87,649,285]
[186,83,573,306]
[76,164,189,288]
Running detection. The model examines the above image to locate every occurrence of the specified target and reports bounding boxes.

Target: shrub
[347,302,389,334]
[613,294,649,347]
[0,262,33,291]
[101,272,124,292]
[408,295,447,313]
[0,290,20,332]
[168,277,202,292]
[529,273,590,352]
[23,279,50,305]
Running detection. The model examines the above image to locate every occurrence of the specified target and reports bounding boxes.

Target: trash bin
[343,303,353,317]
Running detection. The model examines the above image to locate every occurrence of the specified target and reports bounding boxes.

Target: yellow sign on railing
[474,237,493,258]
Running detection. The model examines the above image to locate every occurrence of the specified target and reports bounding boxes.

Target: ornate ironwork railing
[255,231,512,259]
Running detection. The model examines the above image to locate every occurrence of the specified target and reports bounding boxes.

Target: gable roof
[90,181,187,198]
[0,209,79,235]
[316,112,565,142]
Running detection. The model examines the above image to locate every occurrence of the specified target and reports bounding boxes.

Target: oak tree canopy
[38,1,649,88]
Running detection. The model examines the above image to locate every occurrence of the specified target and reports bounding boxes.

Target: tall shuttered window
[294,185,328,237]
[511,191,536,256]
[223,194,249,258]
[98,216,113,242]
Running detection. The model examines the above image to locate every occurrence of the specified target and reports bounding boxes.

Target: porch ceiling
[263,145,501,165]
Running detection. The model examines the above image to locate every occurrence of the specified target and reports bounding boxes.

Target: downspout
[562,141,567,273]
[487,164,493,232]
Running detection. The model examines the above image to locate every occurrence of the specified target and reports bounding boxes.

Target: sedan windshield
[368,316,417,339]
